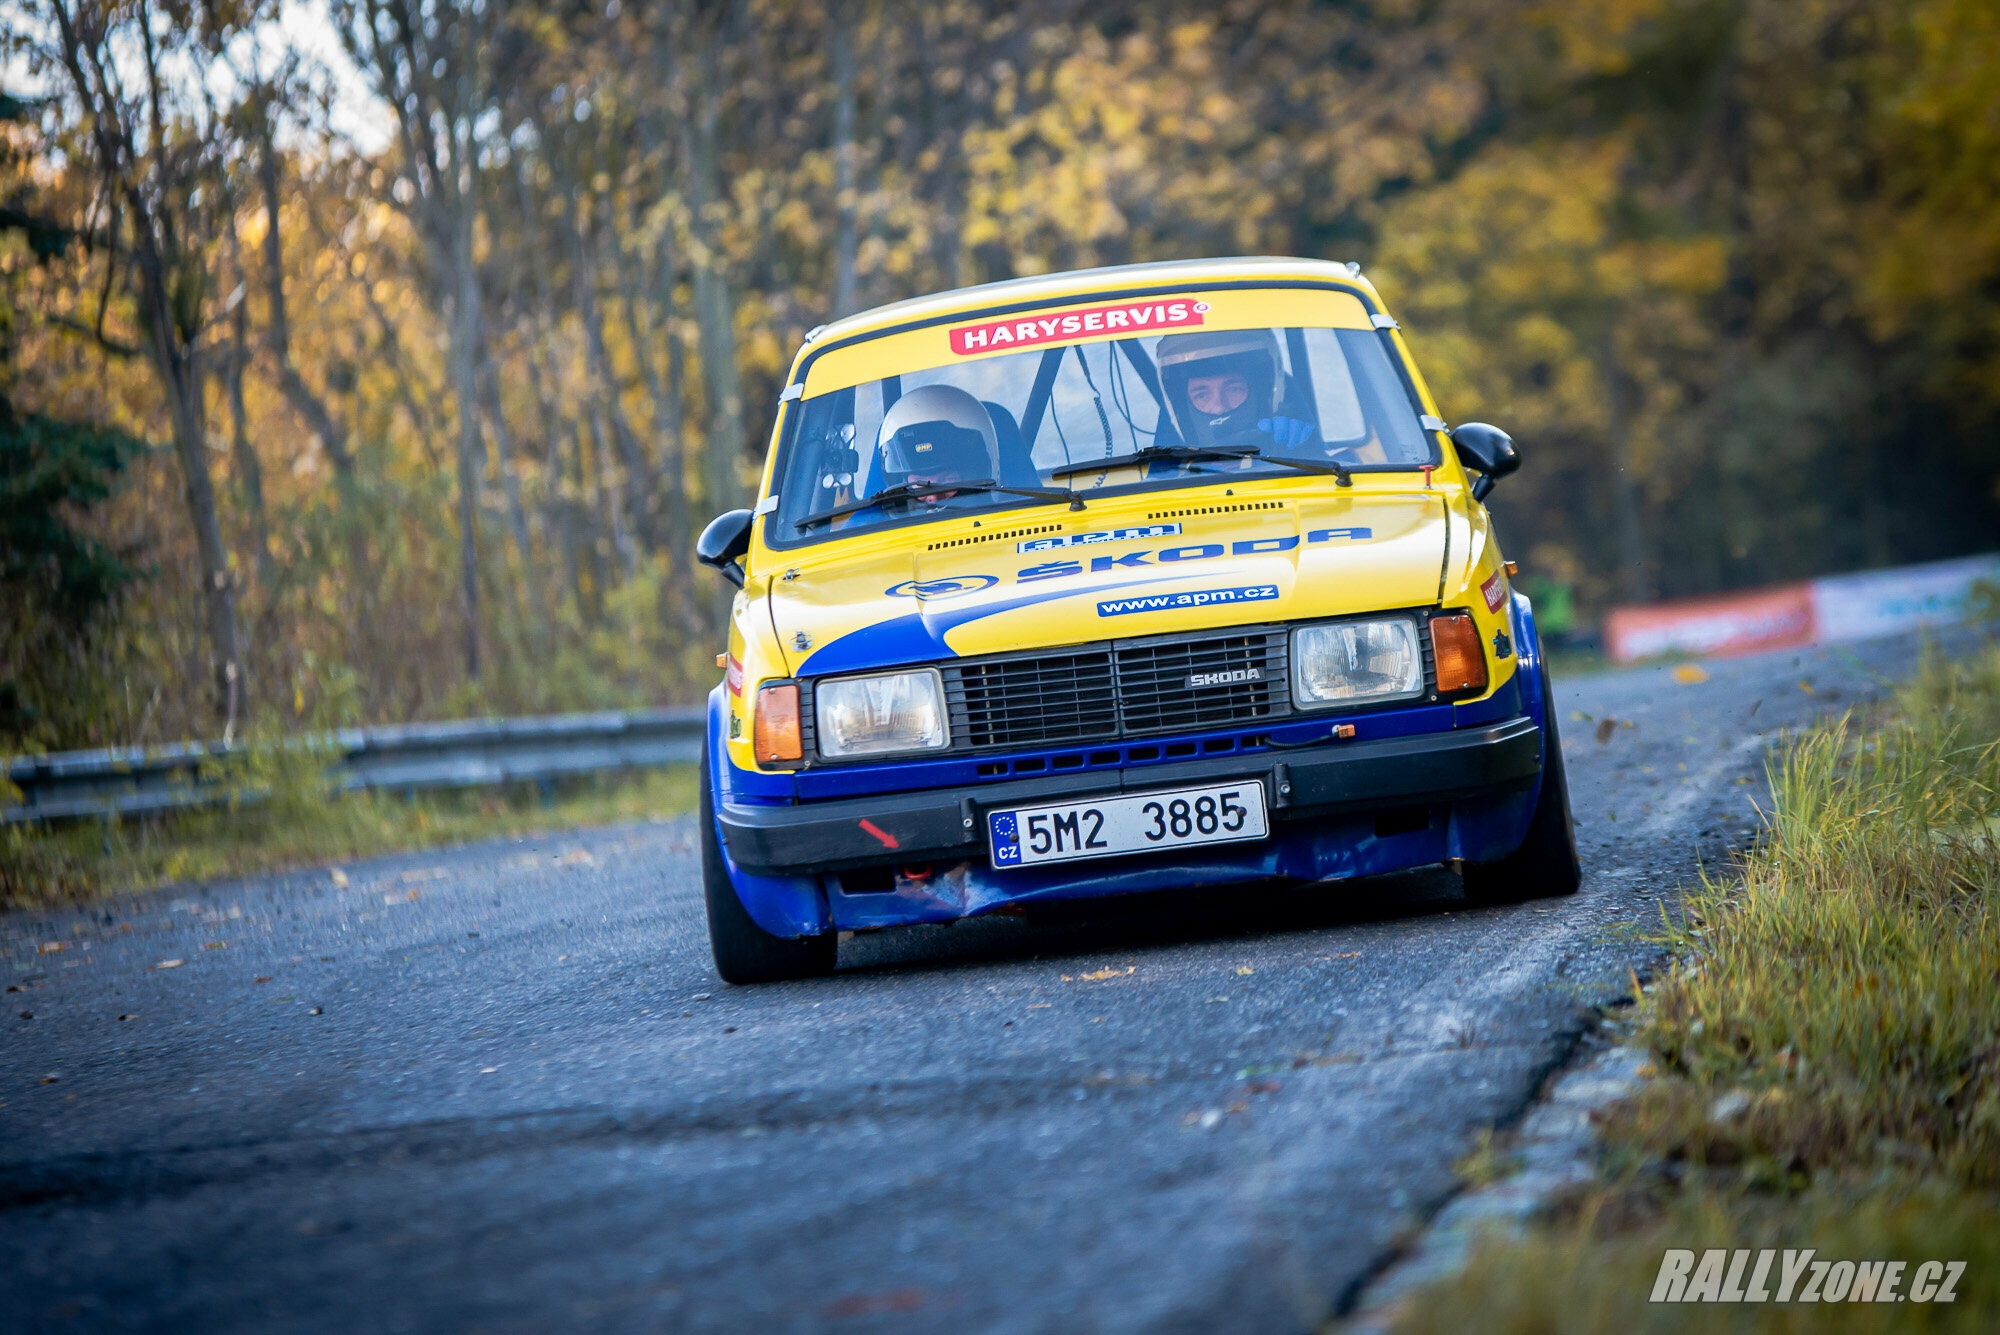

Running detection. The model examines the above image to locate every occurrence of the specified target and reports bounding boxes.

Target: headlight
[1291,619,1425,708]
[815,668,950,758]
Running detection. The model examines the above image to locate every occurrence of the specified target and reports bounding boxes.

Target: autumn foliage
[2,0,1997,752]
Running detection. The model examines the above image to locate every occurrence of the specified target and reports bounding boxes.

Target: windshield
[770,325,1434,544]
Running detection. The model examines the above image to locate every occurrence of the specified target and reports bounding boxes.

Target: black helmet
[1156,328,1283,449]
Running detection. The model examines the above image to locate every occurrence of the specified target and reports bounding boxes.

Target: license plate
[987,781,1269,868]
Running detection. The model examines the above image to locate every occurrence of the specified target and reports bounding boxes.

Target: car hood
[765,488,1458,679]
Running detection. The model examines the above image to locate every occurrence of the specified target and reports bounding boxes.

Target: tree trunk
[257,133,374,661]
[48,12,243,729]
[225,271,273,596]
[683,80,748,635]
[448,235,485,681]
[522,319,589,624]
[123,216,243,728]
[567,188,664,552]
[481,355,547,639]
[612,198,696,626]
[684,82,747,521]
[831,2,859,318]
[1600,334,1650,603]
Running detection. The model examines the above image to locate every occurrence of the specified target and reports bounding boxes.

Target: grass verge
[1,751,697,909]
[1386,641,2000,1333]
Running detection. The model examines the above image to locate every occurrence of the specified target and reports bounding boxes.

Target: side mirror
[696,508,754,588]
[1449,422,1520,502]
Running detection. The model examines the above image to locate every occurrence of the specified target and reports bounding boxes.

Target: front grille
[929,627,1291,753]
[951,649,1118,748]
[1114,633,1288,733]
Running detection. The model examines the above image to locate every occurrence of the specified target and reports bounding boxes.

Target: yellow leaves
[1061,966,1136,982]
[1673,664,1711,684]
[1594,236,1727,300]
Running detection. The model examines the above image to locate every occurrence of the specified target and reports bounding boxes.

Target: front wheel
[700,746,837,985]
[1462,674,1582,905]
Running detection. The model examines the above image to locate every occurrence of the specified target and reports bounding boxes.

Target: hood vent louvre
[926,522,1064,552]
[1146,500,1285,521]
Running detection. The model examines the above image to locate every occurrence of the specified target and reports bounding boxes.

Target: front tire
[1462,673,1582,905]
[700,746,837,985]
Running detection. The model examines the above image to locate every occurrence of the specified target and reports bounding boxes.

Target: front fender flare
[705,686,831,939]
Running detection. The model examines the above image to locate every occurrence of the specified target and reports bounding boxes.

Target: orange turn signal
[753,683,803,763]
[1429,614,1488,695]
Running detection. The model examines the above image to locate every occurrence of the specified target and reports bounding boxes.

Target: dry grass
[1,751,697,908]
[1386,641,2000,1333]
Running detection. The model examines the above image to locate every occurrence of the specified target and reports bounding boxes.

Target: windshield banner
[949,299,1209,355]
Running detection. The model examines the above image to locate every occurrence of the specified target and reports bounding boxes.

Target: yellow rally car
[694,257,1578,984]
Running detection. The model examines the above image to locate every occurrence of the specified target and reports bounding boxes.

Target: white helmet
[877,385,998,482]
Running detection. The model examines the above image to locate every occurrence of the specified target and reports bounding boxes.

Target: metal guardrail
[2,708,705,825]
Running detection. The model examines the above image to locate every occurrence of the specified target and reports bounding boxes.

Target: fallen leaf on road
[1673,664,1710,684]
[253,976,273,984]
[1329,951,1361,959]
[1062,966,1135,982]
[152,959,184,970]
[823,1289,929,1319]
[202,941,226,950]
[329,868,349,887]
[1595,717,1618,744]
[37,942,65,954]
[40,1075,58,1084]
[1798,679,1816,695]
[1235,966,1255,976]
[1026,1002,1052,1009]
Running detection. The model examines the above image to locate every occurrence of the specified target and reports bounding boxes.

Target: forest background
[2,0,1997,754]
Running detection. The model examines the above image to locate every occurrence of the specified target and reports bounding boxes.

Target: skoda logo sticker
[886,575,999,600]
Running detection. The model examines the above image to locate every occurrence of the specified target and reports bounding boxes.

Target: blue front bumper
[707,592,1552,938]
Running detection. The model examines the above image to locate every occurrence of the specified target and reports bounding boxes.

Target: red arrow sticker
[858,819,900,850]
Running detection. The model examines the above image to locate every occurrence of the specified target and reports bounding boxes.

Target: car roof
[804,256,1380,352]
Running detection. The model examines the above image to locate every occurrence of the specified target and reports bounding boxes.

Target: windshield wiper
[796,478,1086,530]
[1047,443,1352,486]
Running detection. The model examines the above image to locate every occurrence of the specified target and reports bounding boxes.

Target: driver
[1157,328,1319,454]
[877,385,999,505]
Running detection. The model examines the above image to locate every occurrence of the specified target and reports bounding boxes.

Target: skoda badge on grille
[1186,667,1263,689]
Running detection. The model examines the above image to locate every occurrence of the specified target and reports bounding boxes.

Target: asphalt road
[0,630,1970,1334]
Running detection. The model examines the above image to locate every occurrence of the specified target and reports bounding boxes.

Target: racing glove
[1256,416,1316,448]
